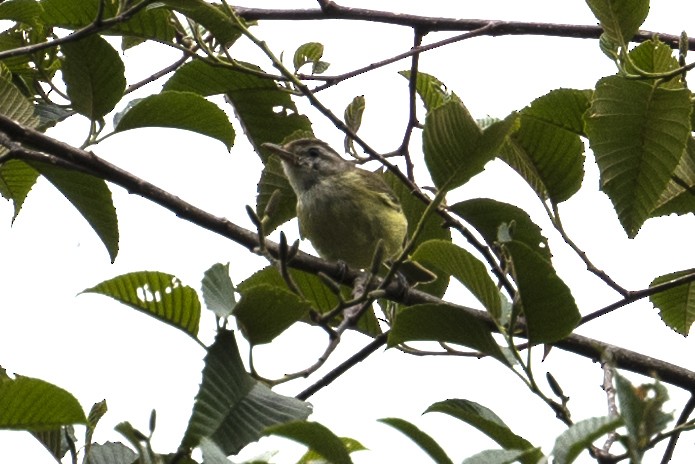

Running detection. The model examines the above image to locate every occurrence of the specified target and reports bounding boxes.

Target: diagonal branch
[2,115,695,394]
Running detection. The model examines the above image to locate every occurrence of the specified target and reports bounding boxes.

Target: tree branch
[2,114,695,395]
[233,5,695,51]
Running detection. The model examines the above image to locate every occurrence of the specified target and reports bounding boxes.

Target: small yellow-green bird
[262,138,408,270]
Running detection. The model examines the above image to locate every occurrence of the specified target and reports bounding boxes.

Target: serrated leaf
[82,271,200,337]
[412,240,501,319]
[451,198,550,260]
[256,154,297,233]
[165,60,312,155]
[627,38,683,88]
[585,0,649,47]
[552,416,622,464]
[201,262,237,319]
[506,241,580,343]
[423,101,516,191]
[234,284,311,345]
[388,303,508,364]
[463,448,540,464]
[41,0,175,42]
[293,42,324,72]
[427,399,540,464]
[379,418,453,464]
[399,71,450,112]
[85,442,137,464]
[0,0,43,26]
[181,330,311,454]
[30,161,119,261]
[238,266,381,337]
[343,95,365,154]
[266,421,351,464]
[649,269,695,335]
[585,75,691,237]
[500,89,588,203]
[0,376,87,430]
[61,34,125,119]
[115,91,234,149]
[652,138,695,216]
[0,160,39,220]
[615,374,672,462]
[160,0,246,45]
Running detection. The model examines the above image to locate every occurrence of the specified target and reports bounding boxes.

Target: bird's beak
[261,142,298,165]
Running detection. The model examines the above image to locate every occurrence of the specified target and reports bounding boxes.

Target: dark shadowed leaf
[30,161,119,262]
[234,284,312,345]
[451,198,550,260]
[505,241,579,343]
[427,399,540,464]
[115,91,234,150]
[649,269,695,335]
[61,35,125,119]
[388,303,507,364]
[266,421,352,464]
[379,418,453,464]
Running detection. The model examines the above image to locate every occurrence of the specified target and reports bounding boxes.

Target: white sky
[2,1,695,463]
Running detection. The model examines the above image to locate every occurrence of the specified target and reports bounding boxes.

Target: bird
[262,138,408,270]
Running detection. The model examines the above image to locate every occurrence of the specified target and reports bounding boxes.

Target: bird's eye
[306,147,320,158]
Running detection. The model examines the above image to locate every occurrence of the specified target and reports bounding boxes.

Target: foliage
[0,0,694,463]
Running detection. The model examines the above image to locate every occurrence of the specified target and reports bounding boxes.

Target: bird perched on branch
[262,138,408,270]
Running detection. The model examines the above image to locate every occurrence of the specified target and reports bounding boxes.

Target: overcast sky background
[2,1,695,463]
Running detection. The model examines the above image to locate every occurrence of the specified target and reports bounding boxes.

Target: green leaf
[85,442,138,464]
[198,437,234,464]
[423,100,516,191]
[31,426,74,462]
[165,60,312,155]
[0,376,87,430]
[115,91,234,149]
[82,271,200,337]
[411,240,501,319]
[0,0,43,26]
[293,42,325,72]
[379,418,453,464]
[343,95,365,154]
[627,38,683,88]
[552,416,622,464]
[0,159,39,221]
[427,399,540,464]
[505,241,580,343]
[298,437,366,464]
[160,0,247,45]
[615,373,672,462]
[201,262,237,319]
[61,34,125,119]
[462,448,541,464]
[238,266,381,337]
[30,161,119,262]
[256,154,297,233]
[451,198,550,260]
[585,75,692,237]
[181,330,311,454]
[388,303,508,364]
[41,0,175,42]
[500,89,589,203]
[399,71,450,112]
[652,138,695,216]
[584,0,649,47]
[267,421,352,464]
[649,269,695,335]
[234,284,311,346]
[0,75,38,130]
